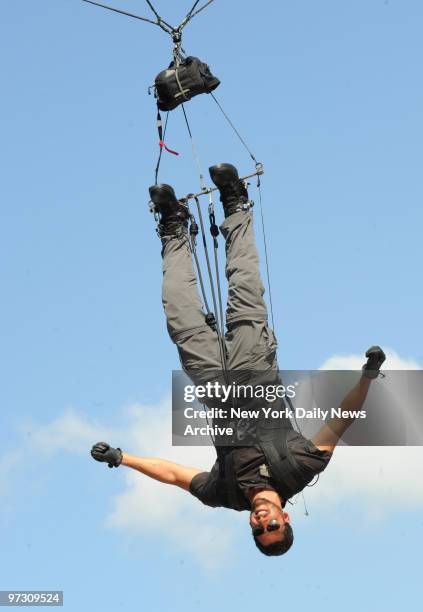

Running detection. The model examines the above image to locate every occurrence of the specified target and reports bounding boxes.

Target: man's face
[249,497,291,547]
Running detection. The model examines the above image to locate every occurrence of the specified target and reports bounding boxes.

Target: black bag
[154,56,220,111]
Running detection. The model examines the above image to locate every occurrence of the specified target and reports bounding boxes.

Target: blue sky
[1,1,422,610]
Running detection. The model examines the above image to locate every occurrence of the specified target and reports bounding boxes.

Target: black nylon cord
[154,110,169,184]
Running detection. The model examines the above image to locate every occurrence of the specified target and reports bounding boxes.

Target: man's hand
[362,345,386,379]
[91,443,204,490]
[91,442,123,468]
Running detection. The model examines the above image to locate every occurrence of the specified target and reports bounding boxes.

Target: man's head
[249,496,294,556]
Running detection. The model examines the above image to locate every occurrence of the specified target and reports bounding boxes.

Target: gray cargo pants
[161,211,279,382]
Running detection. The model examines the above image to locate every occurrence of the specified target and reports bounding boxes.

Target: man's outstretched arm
[91,442,204,491]
[311,374,372,453]
[311,346,386,453]
[121,453,203,491]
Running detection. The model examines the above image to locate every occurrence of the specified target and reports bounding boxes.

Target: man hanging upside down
[91,163,386,556]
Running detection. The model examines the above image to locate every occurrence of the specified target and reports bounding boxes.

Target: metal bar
[81,0,158,26]
[183,166,264,202]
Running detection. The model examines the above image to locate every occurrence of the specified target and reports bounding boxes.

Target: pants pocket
[248,324,278,369]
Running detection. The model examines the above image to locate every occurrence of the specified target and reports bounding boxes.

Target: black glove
[91,442,122,468]
[362,346,386,379]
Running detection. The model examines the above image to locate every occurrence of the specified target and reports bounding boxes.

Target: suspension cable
[185,0,202,19]
[180,105,226,362]
[144,0,174,31]
[82,0,216,38]
[210,92,258,164]
[181,104,207,191]
[181,0,216,26]
[208,93,275,333]
[81,0,169,30]
[193,196,228,374]
[187,216,212,315]
[256,175,275,331]
[208,193,226,342]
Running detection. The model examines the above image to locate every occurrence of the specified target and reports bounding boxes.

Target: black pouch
[154,56,220,111]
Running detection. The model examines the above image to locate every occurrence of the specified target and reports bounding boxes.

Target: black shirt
[189,434,332,510]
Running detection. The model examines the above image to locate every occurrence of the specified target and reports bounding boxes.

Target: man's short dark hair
[253,523,294,556]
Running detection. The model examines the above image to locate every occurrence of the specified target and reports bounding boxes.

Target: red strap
[159,140,179,156]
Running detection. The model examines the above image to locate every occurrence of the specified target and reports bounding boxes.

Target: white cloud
[3,400,240,569]
[105,468,238,571]
[103,400,239,570]
[303,446,423,519]
[310,349,423,517]
[26,408,117,454]
[319,347,421,371]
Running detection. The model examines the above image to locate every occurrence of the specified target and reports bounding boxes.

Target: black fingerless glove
[362,346,386,379]
[91,442,123,468]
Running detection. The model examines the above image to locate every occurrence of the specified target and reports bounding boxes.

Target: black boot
[149,184,189,238]
[209,163,249,217]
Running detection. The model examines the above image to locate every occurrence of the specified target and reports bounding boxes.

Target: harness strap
[174,67,190,100]
[224,451,243,510]
[261,435,302,496]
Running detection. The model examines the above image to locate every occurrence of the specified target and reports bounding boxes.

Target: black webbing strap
[154,109,179,184]
[260,434,302,496]
[154,109,166,184]
[224,451,243,510]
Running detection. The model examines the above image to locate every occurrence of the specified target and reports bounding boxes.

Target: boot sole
[209,163,239,188]
[149,183,178,206]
